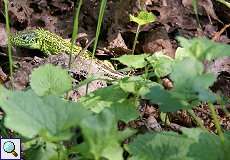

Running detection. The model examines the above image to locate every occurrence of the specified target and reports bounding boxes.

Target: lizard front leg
[40,39,52,56]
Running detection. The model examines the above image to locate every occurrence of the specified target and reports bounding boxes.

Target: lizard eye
[21,35,30,41]
[19,33,36,43]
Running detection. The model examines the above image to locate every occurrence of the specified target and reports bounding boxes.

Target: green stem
[69,0,83,69]
[86,0,107,94]
[3,0,13,88]
[65,0,83,99]
[217,95,230,116]
[188,109,207,131]
[144,65,149,80]
[208,102,225,142]
[216,0,230,8]
[132,24,140,54]
[192,0,201,28]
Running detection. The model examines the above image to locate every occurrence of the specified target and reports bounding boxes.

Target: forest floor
[0,0,230,155]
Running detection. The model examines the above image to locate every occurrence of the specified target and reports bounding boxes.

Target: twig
[212,24,230,41]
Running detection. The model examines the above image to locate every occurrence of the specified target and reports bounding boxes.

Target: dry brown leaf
[9,0,32,23]
[182,0,221,23]
[0,24,7,47]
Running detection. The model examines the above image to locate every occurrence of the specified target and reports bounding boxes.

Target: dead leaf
[9,0,32,24]
[0,24,7,47]
[182,0,221,23]
[142,27,175,58]
[0,67,7,83]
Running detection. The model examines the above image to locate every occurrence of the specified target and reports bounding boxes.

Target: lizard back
[10,28,125,79]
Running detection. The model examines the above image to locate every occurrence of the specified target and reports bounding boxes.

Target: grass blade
[3,0,13,88]
[86,0,107,94]
[69,0,83,69]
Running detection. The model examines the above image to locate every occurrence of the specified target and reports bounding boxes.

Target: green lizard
[9,28,125,79]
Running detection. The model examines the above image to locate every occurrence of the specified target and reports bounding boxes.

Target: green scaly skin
[10,28,124,79]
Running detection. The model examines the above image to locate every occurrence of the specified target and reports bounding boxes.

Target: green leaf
[30,64,72,96]
[119,76,159,95]
[109,100,139,123]
[146,52,174,77]
[113,54,149,69]
[170,58,216,102]
[130,11,156,26]
[80,83,139,122]
[24,142,67,160]
[175,47,187,60]
[171,58,203,89]
[182,128,230,160]
[79,84,129,113]
[177,37,230,61]
[126,128,230,160]
[144,85,189,112]
[144,58,217,112]
[119,76,149,94]
[193,73,217,101]
[126,131,193,160]
[79,109,124,160]
[0,88,91,140]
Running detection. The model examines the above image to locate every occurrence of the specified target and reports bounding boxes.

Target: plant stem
[69,0,83,70]
[3,0,13,88]
[86,0,107,94]
[216,0,230,8]
[188,109,207,131]
[192,0,201,28]
[65,0,83,99]
[208,102,225,142]
[144,65,149,80]
[217,95,230,116]
[132,24,140,54]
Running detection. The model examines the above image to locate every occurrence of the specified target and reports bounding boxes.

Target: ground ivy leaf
[171,58,204,89]
[80,109,124,160]
[80,81,139,122]
[143,58,217,112]
[109,100,139,123]
[30,64,72,96]
[146,52,173,77]
[182,128,230,160]
[0,89,91,140]
[144,85,190,112]
[193,73,217,102]
[119,76,158,96]
[79,84,129,113]
[130,11,156,26]
[193,73,216,90]
[125,131,193,160]
[119,78,137,94]
[24,142,67,160]
[119,76,147,94]
[113,54,149,69]
[177,37,230,61]
[170,58,216,103]
[126,128,230,160]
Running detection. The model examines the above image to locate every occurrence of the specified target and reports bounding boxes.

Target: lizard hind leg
[103,60,115,70]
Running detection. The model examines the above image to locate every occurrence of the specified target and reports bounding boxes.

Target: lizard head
[9,30,40,49]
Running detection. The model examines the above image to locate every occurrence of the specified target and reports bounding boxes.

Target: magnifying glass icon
[3,141,18,157]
